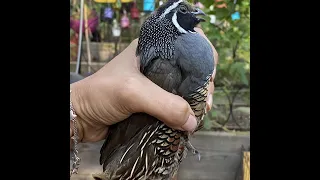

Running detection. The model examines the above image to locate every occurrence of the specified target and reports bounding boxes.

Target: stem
[232,32,246,59]
[84,3,92,74]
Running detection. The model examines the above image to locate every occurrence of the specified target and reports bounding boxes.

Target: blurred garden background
[70,0,250,133]
[70,1,250,179]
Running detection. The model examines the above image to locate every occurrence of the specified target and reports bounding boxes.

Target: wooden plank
[243,151,250,180]
[186,131,250,153]
[70,132,250,180]
[178,132,250,180]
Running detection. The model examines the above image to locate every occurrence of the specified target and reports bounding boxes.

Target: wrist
[70,83,86,142]
[70,85,83,176]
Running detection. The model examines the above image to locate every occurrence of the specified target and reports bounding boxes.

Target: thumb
[126,74,197,132]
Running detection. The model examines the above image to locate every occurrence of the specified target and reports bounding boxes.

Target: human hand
[70,28,218,144]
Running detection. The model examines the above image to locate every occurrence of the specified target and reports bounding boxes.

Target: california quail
[93,1,214,179]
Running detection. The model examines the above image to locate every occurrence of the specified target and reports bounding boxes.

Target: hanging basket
[130,2,140,19]
[70,7,99,34]
[70,17,99,34]
[120,13,130,28]
[143,0,155,12]
[112,20,121,37]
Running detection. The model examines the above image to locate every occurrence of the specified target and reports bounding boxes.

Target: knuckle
[169,98,190,126]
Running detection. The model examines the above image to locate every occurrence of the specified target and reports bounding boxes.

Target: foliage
[197,0,250,131]
[200,0,250,87]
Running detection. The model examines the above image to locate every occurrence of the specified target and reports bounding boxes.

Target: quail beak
[192,8,206,22]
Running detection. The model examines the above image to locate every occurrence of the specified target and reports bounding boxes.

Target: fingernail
[182,114,197,132]
[207,94,213,110]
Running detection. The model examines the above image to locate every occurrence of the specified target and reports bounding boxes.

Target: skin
[70,27,218,146]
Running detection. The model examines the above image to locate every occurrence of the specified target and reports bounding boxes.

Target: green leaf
[242,1,250,7]
[215,8,230,19]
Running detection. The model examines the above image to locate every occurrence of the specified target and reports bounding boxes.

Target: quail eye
[179,6,187,14]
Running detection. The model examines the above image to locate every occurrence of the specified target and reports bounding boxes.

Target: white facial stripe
[160,0,184,18]
[172,12,188,34]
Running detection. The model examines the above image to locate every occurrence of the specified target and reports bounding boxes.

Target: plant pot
[70,16,99,34]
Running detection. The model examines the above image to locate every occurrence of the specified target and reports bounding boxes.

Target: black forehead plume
[156,0,195,16]
[157,0,183,15]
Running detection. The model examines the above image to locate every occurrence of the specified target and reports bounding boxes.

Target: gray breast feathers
[174,33,214,80]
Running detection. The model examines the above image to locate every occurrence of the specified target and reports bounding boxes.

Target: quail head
[93,0,215,179]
